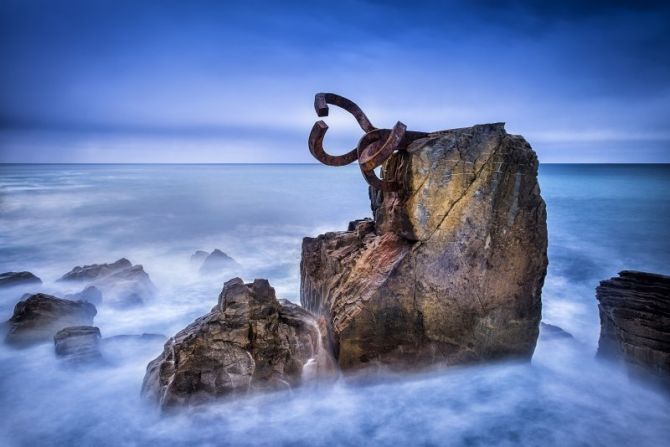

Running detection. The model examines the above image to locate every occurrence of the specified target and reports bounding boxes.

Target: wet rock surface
[54,326,103,364]
[142,278,334,408]
[0,271,42,288]
[59,258,155,307]
[4,293,97,346]
[596,270,670,387]
[301,123,548,371]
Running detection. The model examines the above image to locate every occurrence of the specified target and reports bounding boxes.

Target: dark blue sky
[1,0,669,162]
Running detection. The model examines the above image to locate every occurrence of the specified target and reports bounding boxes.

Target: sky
[0,0,669,163]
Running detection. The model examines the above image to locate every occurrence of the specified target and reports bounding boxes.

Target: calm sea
[0,163,669,446]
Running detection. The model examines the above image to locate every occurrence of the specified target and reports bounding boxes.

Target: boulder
[539,322,574,341]
[199,249,239,274]
[301,123,548,371]
[4,293,97,346]
[65,285,103,305]
[54,326,102,364]
[190,250,209,265]
[0,271,42,289]
[59,259,154,307]
[142,278,335,408]
[596,270,670,387]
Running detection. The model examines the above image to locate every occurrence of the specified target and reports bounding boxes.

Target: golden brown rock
[301,123,548,371]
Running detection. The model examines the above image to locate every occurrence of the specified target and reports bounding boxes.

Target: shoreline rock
[54,326,103,364]
[0,271,42,289]
[301,123,548,372]
[596,270,670,387]
[142,278,335,408]
[4,293,97,347]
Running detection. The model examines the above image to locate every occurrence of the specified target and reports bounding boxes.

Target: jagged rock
[65,285,103,305]
[4,293,97,346]
[199,249,238,274]
[540,322,574,341]
[142,278,335,408]
[0,271,42,289]
[59,259,154,307]
[54,326,102,364]
[301,123,548,371]
[596,271,670,387]
[59,258,131,282]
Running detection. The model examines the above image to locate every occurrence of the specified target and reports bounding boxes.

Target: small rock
[65,285,103,305]
[102,333,166,343]
[199,249,238,274]
[0,271,42,289]
[54,326,102,364]
[4,293,97,347]
[540,322,574,341]
[142,278,335,408]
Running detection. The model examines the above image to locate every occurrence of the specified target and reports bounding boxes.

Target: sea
[0,163,669,446]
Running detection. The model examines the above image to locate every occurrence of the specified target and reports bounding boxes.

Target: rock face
[596,271,670,386]
[4,294,97,346]
[0,271,42,288]
[198,249,239,274]
[301,123,548,371]
[65,285,103,305]
[54,326,102,364]
[59,259,155,307]
[142,278,334,408]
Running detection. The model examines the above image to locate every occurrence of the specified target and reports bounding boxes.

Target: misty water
[0,163,669,446]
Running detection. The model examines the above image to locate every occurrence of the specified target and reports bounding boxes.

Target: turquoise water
[0,163,669,446]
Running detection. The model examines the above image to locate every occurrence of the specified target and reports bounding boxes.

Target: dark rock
[59,259,154,307]
[59,258,131,282]
[301,123,548,372]
[54,326,102,364]
[4,293,97,346]
[596,270,670,387]
[65,285,103,305]
[0,271,42,289]
[199,249,239,274]
[142,278,335,408]
[540,322,574,341]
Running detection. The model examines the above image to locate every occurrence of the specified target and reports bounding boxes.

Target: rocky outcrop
[0,271,42,288]
[54,326,102,364]
[596,271,670,386]
[142,278,335,408]
[4,294,97,346]
[65,285,103,305]
[198,249,239,274]
[301,123,547,371]
[59,259,154,307]
[540,322,574,341]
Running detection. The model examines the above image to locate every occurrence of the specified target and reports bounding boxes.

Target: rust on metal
[308,92,428,191]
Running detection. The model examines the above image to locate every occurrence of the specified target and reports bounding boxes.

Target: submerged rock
[596,270,670,387]
[54,326,102,364]
[301,123,548,371]
[4,293,97,346]
[142,278,335,408]
[190,250,209,265]
[59,259,155,307]
[540,323,574,341]
[65,285,103,305]
[198,249,239,274]
[0,271,42,289]
[102,333,166,344]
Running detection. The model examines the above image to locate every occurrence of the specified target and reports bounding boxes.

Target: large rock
[0,271,42,289]
[59,259,154,307]
[596,271,670,386]
[54,326,103,364]
[65,285,103,305]
[4,293,97,346]
[142,278,335,408]
[301,123,547,371]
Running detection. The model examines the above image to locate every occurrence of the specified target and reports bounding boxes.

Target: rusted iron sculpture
[308,93,429,191]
